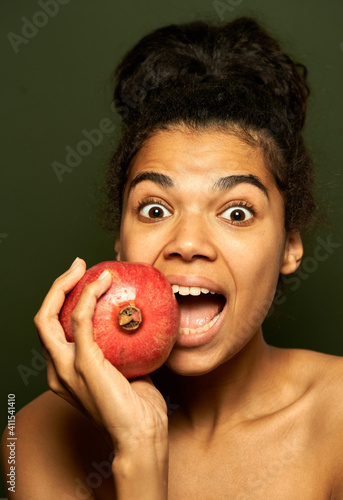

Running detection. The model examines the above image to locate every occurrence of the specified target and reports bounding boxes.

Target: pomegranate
[60,261,180,378]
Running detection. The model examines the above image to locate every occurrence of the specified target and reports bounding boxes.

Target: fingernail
[98,270,110,280]
[70,257,80,271]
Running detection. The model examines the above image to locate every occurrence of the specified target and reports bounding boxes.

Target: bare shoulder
[284,348,343,499]
[291,348,343,399]
[285,347,343,415]
[1,391,114,500]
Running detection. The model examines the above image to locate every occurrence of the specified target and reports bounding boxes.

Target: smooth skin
[2,127,343,499]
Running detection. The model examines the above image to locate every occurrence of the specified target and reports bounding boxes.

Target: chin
[165,349,225,377]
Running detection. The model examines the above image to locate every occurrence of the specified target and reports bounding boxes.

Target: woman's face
[115,127,303,376]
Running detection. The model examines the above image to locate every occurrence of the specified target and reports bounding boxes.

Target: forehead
[128,126,273,186]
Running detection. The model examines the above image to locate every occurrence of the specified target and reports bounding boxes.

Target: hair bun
[113,17,310,130]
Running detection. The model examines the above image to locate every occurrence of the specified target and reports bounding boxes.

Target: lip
[166,274,228,348]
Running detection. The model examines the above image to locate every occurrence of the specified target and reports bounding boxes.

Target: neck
[167,331,288,437]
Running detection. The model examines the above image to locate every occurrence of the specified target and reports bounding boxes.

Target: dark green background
[1,0,342,496]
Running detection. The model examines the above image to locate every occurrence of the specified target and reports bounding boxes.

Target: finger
[37,325,76,378]
[45,357,82,412]
[37,336,54,362]
[46,357,66,396]
[40,258,87,318]
[34,259,86,347]
[71,270,112,356]
[36,321,74,370]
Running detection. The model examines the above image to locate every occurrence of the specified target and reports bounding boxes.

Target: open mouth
[172,285,226,335]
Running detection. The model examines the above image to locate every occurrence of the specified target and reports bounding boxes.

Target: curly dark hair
[99,17,317,235]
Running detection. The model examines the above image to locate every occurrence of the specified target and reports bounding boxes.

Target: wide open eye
[220,204,254,223]
[139,202,172,219]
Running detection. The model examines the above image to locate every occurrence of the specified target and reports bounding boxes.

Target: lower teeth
[179,312,221,335]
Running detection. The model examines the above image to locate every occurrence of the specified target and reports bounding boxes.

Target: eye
[139,202,172,220]
[220,203,255,224]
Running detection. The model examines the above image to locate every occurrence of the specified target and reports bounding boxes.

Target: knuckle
[71,308,88,326]
[48,381,62,396]
[47,372,63,396]
[33,312,44,328]
[73,357,86,378]
[52,272,72,290]
[82,282,97,296]
[34,312,53,334]
[71,284,96,325]
[52,275,64,287]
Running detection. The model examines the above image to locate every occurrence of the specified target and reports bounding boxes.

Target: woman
[2,16,343,499]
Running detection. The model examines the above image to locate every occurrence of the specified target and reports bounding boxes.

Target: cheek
[227,228,284,303]
[221,232,284,352]
[119,220,162,264]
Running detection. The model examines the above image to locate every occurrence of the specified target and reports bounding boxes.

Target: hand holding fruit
[34,258,177,453]
[60,260,180,378]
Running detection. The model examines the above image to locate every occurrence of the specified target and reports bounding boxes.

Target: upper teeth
[172,285,216,296]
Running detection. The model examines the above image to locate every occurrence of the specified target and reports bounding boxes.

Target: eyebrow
[128,171,269,199]
[128,171,175,193]
[213,174,269,199]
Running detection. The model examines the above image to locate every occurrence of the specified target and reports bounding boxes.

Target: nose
[163,214,218,262]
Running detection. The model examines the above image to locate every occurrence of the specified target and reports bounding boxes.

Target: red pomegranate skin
[59,261,180,378]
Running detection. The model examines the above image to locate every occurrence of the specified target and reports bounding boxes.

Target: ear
[114,235,121,261]
[280,231,303,275]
